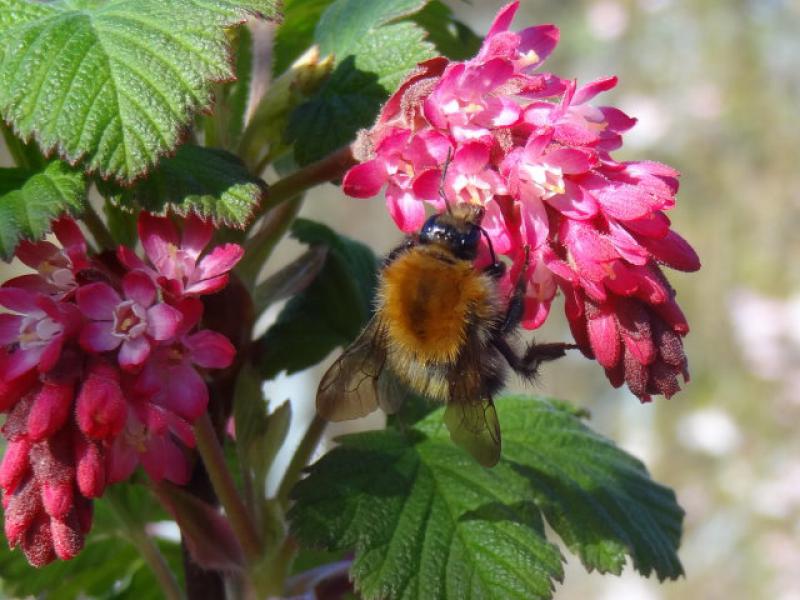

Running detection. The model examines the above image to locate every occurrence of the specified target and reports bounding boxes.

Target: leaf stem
[105,489,184,600]
[277,413,327,507]
[194,412,263,563]
[81,201,116,251]
[259,145,355,216]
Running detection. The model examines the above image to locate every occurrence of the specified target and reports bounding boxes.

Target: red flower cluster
[343,1,700,402]
[0,214,242,565]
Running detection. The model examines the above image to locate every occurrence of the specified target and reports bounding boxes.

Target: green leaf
[0,482,183,600]
[290,397,684,600]
[0,0,280,182]
[252,245,328,312]
[255,218,377,378]
[288,0,436,165]
[477,397,686,581]
[290,429,564,600]
[407,1,482,61]
[99,145,266,228]
[0,160,85,260]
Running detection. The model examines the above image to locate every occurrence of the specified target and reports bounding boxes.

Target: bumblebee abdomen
[379,248,498,364]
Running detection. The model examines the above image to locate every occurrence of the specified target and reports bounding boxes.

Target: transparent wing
[316,317,400,421]
[443,331,502,467]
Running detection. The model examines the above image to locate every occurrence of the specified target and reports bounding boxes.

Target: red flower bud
[75,362,126,440]
[27,382,74,441]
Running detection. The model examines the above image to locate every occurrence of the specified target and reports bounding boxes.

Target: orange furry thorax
[378,246,498,364]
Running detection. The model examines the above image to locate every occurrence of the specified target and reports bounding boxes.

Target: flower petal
[573,76,618,105]
[76,283,120,320]
[2,347,44,381]
[119,336,151,370]
[411,168,442,201]
[139,213,180,275]
[80,321,120,353]
[123,270,156,307]
[107,437,139,485]
[158,365,208,421]
[182,214,214,260]
[485,0,518,38]
[0,314,21,345]
[518,24,560,68]
[184,274,229,297]
[196,244,245,281]
[184,330,235,369]
[342,160,388,198]
[641,230,701,272]
[453,141,491,174]
[586,308,621,368]
[145,303,183,341]
[15,241,59,270]
[117,246,148,272]
[386,187,426,233]
[0,287,40,313]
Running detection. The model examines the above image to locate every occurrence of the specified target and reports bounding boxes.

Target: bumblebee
[316,203,570,466]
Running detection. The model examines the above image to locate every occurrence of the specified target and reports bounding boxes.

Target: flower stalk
[277,414,327,507]
[105,490,184,600]
[259,145,355,217]
[193,412,262,563]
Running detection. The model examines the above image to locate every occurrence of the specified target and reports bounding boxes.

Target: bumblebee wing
[316,317,395,421]
[443,333,502,467]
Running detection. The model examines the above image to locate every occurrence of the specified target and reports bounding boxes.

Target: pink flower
[77,271,182,370]
[341,0,700,401]
[344,129,453,232]
[107,397,194,486]
[0,211,243,565]
[9,217,89,299]
[0,288,81,380]
[120,213,244,299]
[564,282,690,402]
[135,299,235,421]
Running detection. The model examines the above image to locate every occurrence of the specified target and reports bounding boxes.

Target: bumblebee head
[419,205,485,260]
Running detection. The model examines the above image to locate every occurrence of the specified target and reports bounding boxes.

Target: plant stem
[277,414,327,507]
[237,196,302,285]
[258,145,355,216]
[81,201,116,251]
[106,490,184,600]
[193,412,263,563]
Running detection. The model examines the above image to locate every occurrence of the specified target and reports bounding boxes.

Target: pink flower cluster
[343,1,700,402]
[0,214,242,566]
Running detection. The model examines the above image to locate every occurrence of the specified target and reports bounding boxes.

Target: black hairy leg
[492,337,576,380]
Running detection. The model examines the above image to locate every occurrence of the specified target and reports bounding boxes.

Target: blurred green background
[2,0,799,598]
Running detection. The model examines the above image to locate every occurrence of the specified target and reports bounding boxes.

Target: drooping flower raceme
[0,214,241,566]
[343,0,700,403]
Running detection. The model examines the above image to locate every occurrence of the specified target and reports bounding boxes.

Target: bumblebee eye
[419,215,440,244]
[464,226,481,250]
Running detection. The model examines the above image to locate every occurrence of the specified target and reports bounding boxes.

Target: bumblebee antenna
[439,149,453,214]
[479,226,498,266]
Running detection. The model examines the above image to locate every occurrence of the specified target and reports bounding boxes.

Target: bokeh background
[2,1,799,599]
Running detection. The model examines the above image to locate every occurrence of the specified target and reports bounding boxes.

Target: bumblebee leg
[483,261,506,280]
[492,337,574,379]
[499,246,531,333]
